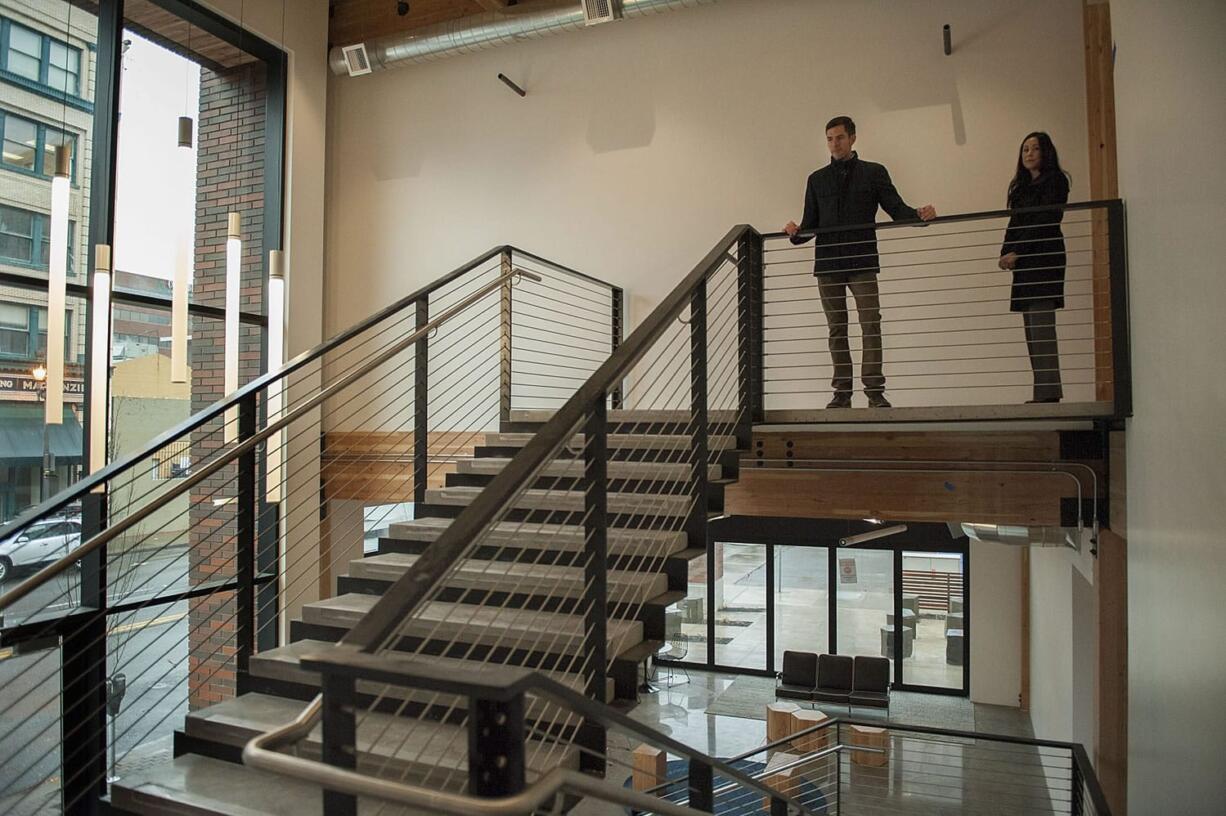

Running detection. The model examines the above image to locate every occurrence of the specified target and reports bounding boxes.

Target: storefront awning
[0,403,84,465]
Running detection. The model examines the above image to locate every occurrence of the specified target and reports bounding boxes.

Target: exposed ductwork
[329,0,718,76]
[960,523,1081,550]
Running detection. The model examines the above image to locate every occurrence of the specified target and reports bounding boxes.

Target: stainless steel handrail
[0,267,542,614]
[242,696,706,816]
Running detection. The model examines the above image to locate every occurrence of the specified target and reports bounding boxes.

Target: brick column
[188,60,267,710]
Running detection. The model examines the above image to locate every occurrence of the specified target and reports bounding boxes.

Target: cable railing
[638,715,1111,816]
[237,225,769,815]
[0,245,620,815]
[0,206,1130,814]
[759,200,1129,421]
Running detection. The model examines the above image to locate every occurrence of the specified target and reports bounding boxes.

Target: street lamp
[31,364,56,502]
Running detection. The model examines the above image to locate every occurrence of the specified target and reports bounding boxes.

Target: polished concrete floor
[580,668,1065,816]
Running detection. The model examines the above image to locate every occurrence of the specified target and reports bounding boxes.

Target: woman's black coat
[1001,171,1070,312]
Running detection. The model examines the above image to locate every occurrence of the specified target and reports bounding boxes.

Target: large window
[0,109,77,178]
[0,302,74,361]
[0,204,75,272]
[1,18,82,96]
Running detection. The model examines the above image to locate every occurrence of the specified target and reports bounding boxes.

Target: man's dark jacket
[791,152,919,275]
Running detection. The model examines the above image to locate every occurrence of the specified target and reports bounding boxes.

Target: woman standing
[999,132,1070,403]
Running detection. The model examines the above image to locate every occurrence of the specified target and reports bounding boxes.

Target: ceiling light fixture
[839,524,908,548]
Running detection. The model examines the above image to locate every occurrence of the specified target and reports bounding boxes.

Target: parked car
[0,517,82,582]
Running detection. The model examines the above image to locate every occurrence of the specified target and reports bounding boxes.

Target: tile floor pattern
[575,669,1073,816]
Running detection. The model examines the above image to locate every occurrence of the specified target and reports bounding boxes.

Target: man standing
[784,116,936,408]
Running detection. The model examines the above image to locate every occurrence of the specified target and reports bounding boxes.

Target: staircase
[109,410,747,814]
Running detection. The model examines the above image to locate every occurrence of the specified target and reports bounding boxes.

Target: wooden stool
[788,709,832,754]
[848,724,889,767]
[766,702,800,743]
[631,744,666,793]
[761,751,801,810]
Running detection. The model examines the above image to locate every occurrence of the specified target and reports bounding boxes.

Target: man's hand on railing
[783,220,800,237]
[917,204,937,221]
[998,252,1019,270]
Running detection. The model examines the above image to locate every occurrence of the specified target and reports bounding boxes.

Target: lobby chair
[775,650,819,704]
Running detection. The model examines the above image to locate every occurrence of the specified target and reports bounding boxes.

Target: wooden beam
[1095,528,1128,816]
[1084,0,1119,402]
[329,0,486,46]
[725,468,1079,526]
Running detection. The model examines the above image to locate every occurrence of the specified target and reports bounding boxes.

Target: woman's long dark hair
[1007,131,1070,205]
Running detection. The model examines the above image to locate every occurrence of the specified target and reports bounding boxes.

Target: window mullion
[34,122,45,175]
[39,31,49,87]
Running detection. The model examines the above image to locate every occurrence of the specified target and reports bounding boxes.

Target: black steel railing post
[414,296,429,505]
[737,229,765,436]
[500,249,514,423]
[1071,750,1086,816]
[611,287,625,410]
[688,757,714,813]
[580,396,609,773]
[1106,201,1131,419]
[687,278,710,549]
[469,692,527,797]
[320,671,358,816]
[236,394,257,693]
[63,491,108,815]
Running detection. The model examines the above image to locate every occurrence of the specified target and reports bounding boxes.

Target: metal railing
[239,224,768,814]
[0,205,1130,814]
[0,245,619,815]
[640,715,1112,816]
[759,200,1130,421]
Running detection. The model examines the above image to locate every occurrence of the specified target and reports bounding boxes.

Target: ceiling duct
[960,523,1080,550]
[328,0,717,76]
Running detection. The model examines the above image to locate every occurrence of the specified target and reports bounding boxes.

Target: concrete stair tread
[110,753,426,816]
[457,457,722,481]
[426,486,691,516]
[509,409,739,424]
[185,693,576,776]
[252,639,585,690]
[484,431,737,450]
[386,518,688,556]
[349,553,667,600]
[301,594,643,655]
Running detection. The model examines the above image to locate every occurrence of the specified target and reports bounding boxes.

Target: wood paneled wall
[321,431,477,501]
[728,430,1103,526]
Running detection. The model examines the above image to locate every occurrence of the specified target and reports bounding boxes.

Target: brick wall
[188,59,267,710]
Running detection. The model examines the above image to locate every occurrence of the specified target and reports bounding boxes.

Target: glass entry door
[899,550,967,691]
[835,549,897,671]
[773,545,829,668]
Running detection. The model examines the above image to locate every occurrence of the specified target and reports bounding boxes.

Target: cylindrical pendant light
[90,244,113,475]
[224,212,241,443]
[177,115,193,149]
[171,237,189,383]
[265,250,285,502]
[45,146,71,427]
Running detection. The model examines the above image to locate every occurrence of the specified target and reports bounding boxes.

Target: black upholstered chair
[775,650,818,703]
[813,654,854,708]
[850,655,891,715]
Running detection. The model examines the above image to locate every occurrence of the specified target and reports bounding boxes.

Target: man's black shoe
[826,393,852,409]
[867,394,892,408]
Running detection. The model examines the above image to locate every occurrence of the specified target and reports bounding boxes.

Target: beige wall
[969,540,1022,708]
[1111,1,1226,812]
[324,0,1090,379]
